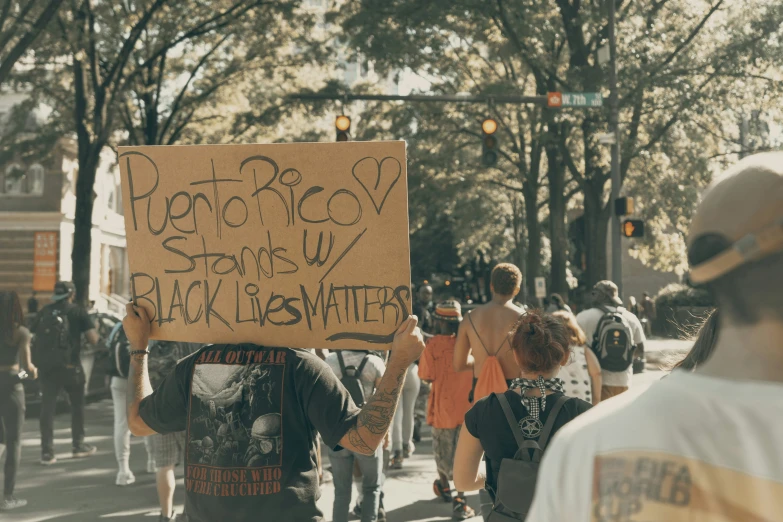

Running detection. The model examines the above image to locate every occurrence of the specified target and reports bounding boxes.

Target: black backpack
[31,303,72,369]
[107,322,131,378]
[487,393,570,521]
[590,306,636,372]
[337,351,370,407]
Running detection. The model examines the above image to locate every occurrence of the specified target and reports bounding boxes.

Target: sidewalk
[6,399,480,522]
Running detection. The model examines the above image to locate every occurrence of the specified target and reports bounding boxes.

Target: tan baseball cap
[688,152,783,284]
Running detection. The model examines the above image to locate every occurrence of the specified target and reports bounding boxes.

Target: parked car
[23,310,121,407]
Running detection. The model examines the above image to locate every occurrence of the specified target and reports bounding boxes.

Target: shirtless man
[453,263,525,397]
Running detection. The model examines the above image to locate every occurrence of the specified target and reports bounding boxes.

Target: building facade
[0,95,129,312]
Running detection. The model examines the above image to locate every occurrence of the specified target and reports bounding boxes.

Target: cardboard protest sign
[119,141,410,349]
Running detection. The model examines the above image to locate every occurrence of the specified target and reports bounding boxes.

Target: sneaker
[41,453,57,466]
[116,470,136,486]
[0,496,28,510]
[452,497,475,520]
[147,458,157,473]
[72,443,97,458]
[403,441,415,458]
[159,513,178,522]
[377,506,387,522]
[389,451,403,470]
[351,504,362,518]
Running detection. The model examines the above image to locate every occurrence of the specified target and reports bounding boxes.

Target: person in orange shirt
[418,300,475,521]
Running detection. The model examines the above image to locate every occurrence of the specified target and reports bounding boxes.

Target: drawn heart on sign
[351,156,402,215]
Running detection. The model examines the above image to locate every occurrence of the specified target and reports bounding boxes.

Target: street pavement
[4,338,691,522]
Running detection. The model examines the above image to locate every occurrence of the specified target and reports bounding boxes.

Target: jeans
[40,365,86,455]
[110,377,152,472]
[391,363,420,452]
[328,446,384,522]
[0,374,24,497]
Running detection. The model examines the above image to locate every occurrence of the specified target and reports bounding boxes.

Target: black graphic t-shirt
[464,390,592,493]
[138,345,360,522]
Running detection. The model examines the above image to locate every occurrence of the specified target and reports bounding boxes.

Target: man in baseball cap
[526,153,783,521]
[576,280,646,400]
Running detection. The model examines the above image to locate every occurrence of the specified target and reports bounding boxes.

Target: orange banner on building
[33,231,58,292]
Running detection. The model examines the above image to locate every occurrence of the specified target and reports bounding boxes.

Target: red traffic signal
[622,219,645,238]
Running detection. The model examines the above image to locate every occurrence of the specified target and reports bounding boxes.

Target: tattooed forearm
[339,360,409,455]
[345,426,374,454]
[357,389,398,435]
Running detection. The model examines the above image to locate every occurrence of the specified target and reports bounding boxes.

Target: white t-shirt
[325,351,385,399]
[576,306,646,387]
[527,371,783,521]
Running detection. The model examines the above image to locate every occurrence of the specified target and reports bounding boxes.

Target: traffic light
[614,197,634,216]
[622,219,645,238]
[481,118,499,167]
[335,115,351,141]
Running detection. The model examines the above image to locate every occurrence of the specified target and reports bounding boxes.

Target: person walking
[146,340,202,522]
[124,304,425,522]
[545,294,571,314]
[576,280,646,400]
[388,359,420,469]
[324,348,386,522]
[413,284,434,337]
[453,311,592,520]
[453,263,525,403]
[527,152,783,521]
[0,292,38,511]
[552,311,602,406]
[418,300,475,520]
[32,282,99,465]
[26,292,39,315]
[107,322,155,486]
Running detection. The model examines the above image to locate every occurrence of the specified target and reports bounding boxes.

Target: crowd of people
[0,152,781,521]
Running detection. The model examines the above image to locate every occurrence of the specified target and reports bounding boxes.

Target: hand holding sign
[389,315,425,367]
[119,141,411,350]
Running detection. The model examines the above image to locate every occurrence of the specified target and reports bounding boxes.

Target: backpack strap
[355,353,370,378]
[467,313,491,356]
[532,395,571,463]
[336,351,348,377]
[496,393,534,462]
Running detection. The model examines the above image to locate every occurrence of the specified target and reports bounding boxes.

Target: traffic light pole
[289,92,547,105]
[608,0,623,296]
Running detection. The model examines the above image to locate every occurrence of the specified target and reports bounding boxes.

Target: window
[27,164,45,195]
[3,164,25,194]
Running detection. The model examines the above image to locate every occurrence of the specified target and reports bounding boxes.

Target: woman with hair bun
[452,310,592,518]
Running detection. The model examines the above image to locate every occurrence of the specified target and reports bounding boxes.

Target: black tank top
[0,329,21,366]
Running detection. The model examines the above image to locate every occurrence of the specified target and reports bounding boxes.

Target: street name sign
[547,92,603,108]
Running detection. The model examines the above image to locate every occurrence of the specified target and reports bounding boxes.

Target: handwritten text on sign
[119,142,410,349]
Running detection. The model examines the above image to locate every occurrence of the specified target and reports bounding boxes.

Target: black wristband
[130,349,150,357]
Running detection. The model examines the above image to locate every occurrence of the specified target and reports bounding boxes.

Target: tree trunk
[546,126,568,297]
[522,182,540,303]
[71,57,100,305]
[582,180,608,287]
[72,157,98,305]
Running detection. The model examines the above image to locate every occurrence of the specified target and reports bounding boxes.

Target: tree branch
[0,0,65,84]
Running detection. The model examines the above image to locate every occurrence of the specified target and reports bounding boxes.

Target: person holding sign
[124,302,425,522]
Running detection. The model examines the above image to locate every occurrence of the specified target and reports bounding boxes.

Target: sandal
[433,478,453,502]
[452,497,475,520]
